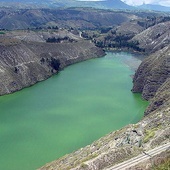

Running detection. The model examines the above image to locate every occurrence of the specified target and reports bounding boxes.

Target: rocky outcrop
[132,45,170,101]
[0,32,105,96]
[38,102,170,170]
[144,78,170,115]
[131,21,170,53]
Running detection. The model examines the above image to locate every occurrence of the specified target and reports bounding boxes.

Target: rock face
[131,22,170,115]
[132,45,170,101]
[131,21,170,53]
[144,78,170,115]
[0,31,105,96]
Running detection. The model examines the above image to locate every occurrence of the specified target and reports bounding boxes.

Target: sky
[122,0,170,7]
[79,0,170,7]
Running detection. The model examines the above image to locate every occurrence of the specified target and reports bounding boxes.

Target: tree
[50,58,60,71]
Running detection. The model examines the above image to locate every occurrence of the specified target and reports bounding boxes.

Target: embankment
[0,38,104,96]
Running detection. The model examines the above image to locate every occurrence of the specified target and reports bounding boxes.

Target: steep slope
[139,4,170,12]
[38,95,170,170]
[0,31,104,96]
[98,0,134,10]
[0,8,138,30]
[131,21,170,53]
[0,0,134,10]
[132,45,170,101]
[145,78,170,115]
[1,7,168,31]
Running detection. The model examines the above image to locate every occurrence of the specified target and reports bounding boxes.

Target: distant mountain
[0,0,134,10]
[139,4,170,12]
[0,0,170,12]
[97,0,134,10]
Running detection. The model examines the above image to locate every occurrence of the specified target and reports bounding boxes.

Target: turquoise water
[0,52,148,170]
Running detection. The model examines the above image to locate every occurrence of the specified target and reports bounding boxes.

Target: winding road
[105,143,170,170]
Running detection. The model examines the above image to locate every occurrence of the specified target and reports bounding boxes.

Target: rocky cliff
[145,78,170,115]
[132,45,170,103]
[131,21,170,53]
[0,31,105,96]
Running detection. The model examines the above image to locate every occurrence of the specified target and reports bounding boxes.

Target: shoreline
[0,40,105,97]
[1,48,144,97]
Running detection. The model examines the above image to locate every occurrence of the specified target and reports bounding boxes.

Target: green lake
[0,52,148,170]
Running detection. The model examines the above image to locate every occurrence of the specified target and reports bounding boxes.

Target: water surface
[0,52,148,170]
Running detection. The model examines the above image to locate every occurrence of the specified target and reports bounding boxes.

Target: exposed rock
[132,45,170,101]
[38,104,170,170]
[0,31,105,96]
[125,150,170,170]
[145,78,170,115]
[131,21,170,53]
[115,20,145,36]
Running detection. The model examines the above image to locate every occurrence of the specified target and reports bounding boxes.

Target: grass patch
[80,163,88,168]
[143,129,156,143]
[152,159,170,170]
[0,32,5,34]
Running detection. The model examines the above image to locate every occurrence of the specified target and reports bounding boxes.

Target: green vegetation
[50,57,60,71]
[46,36,74,43]
[0,32,5,34]
[138,139,142,147]
[152,159,170,170]
[80,163,88,168]
[82,28,145,52]
[143,129,156,143]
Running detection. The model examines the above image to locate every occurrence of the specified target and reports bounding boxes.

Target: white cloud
[159,0,170,7]
[77,0,105,1]
[122,0,170,7]
[77,0,170,7]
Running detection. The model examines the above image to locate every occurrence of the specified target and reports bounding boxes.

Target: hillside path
[105,143,170,170]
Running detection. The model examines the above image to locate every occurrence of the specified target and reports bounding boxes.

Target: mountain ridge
[138,4,170,12]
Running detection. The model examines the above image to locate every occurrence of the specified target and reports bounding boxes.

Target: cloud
[159,0,170,7]
[77,0,105,1]
[122,0,170,7]
[78,0,170,7]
